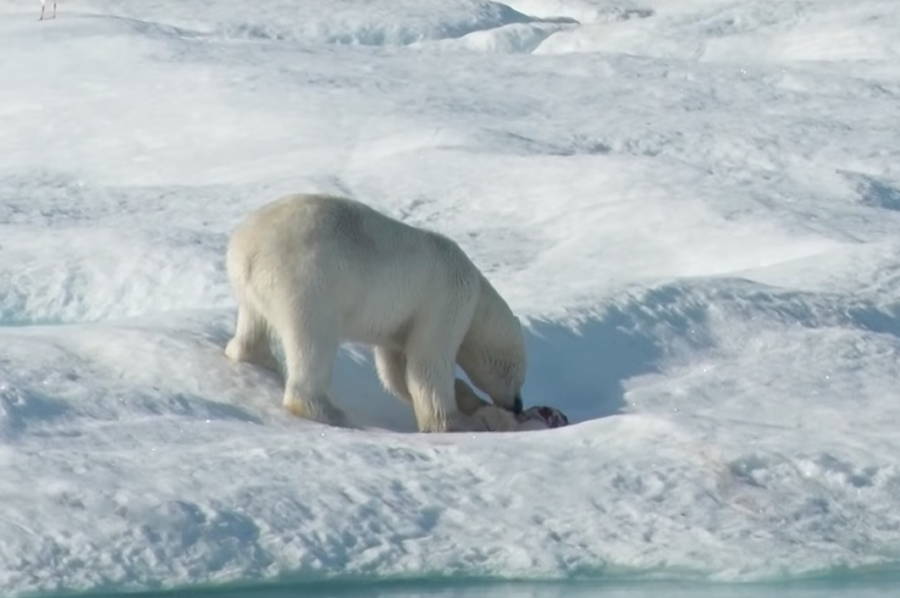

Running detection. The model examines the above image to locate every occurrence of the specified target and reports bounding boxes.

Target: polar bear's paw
[284,399,349,428]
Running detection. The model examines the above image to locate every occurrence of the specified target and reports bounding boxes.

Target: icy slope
[2,0,900,595]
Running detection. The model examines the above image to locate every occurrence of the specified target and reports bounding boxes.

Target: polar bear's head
[459,347,525,414]
[457,298,527,414]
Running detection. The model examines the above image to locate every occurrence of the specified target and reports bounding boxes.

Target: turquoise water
[49,570,900,598]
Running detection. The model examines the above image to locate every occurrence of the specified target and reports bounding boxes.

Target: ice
[1,0,899,595]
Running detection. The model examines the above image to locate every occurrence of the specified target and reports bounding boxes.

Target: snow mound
[420,22,573,54]
[74,0,537,46]
[533,1,900,61]
[505,0,654,24]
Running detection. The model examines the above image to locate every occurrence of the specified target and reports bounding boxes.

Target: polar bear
[225,194,526,432]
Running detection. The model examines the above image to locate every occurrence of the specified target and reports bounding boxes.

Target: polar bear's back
[227,194,482,345]
[235,193,471,272]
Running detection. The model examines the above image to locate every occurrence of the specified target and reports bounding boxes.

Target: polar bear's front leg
[405,354,457,432]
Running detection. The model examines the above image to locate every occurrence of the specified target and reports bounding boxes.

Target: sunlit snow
[1,0,899,595]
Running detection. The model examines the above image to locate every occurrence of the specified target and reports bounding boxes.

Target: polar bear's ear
[454,378,489,415]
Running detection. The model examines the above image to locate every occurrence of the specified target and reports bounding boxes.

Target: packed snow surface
[2,0,900,595]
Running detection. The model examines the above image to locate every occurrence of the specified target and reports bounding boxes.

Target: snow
[2,0,900,594]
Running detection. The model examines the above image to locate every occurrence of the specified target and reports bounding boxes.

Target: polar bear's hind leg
[275,306,347,426]
[225,303,280,373]
[374,347,412,403]
[402,288,476,432]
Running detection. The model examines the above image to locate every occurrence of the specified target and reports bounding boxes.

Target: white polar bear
[225,194,526,432]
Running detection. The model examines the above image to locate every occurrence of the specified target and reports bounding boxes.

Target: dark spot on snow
[842,171,900,211]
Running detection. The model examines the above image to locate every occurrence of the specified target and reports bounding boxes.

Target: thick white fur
[225,194,526,432]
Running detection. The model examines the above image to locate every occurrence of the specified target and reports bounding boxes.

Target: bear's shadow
[332,315,661,432]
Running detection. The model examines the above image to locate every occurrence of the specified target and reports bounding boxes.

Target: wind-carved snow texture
[1,0,900,595]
